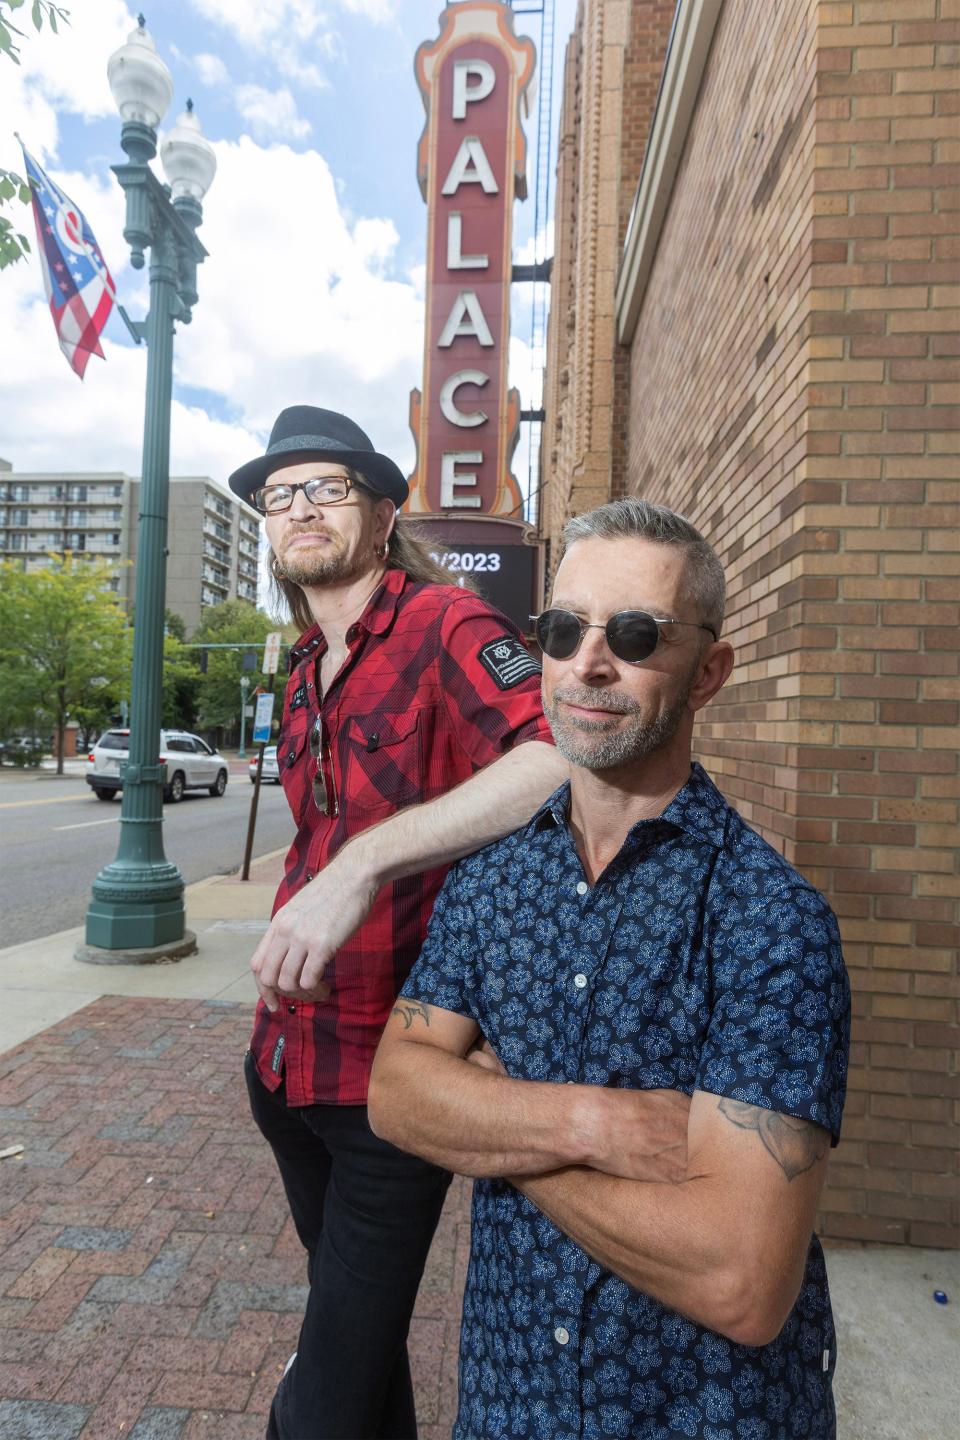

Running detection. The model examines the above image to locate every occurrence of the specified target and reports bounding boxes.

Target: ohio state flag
[20,143,116,379]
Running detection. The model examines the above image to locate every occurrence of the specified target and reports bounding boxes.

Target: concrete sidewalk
[0,857,956,1439]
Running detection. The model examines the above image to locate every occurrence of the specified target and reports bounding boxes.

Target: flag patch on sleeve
[478,636,541,690]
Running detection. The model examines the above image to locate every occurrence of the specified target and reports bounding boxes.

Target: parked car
[249,744,281,784]
[86,729,229,803]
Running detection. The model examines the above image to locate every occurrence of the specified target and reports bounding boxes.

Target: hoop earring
[374,541,389,561]
[270,556,285,579]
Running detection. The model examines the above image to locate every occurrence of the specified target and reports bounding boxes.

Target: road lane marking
[54,817,120,831]
[0,793,90,810]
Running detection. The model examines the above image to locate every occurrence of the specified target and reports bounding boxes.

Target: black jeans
[245,1052,451,1440]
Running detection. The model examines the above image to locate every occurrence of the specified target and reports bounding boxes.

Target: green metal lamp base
[85,857,187,950]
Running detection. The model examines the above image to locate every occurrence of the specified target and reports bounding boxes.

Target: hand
[578,1087,692,1184]
[249,855,380,1010]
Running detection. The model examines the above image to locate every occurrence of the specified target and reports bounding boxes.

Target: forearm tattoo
[718,1099,829,1181]
[392,999,431,1030]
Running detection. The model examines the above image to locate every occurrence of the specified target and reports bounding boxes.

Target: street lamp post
[83,16,216,955]
[238,676,250,760]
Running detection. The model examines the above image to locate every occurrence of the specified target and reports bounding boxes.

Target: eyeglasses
[253,474,355,515]
[531,608,717,665]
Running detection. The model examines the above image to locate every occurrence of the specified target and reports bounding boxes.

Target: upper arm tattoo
[391,999,431,1030]
[717,1099,829,1181]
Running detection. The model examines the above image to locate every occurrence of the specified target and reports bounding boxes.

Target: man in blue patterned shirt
[369,499,850,1440]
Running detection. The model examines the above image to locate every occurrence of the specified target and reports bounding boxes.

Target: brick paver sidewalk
[0,996,468,1440]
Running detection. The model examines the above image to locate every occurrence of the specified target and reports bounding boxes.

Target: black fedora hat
[228,406,408,507]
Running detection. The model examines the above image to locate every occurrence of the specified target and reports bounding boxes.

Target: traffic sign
[252,692,276,744]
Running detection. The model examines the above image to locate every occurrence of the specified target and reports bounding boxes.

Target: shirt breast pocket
[345,710,421,814]
[277,711,310,804]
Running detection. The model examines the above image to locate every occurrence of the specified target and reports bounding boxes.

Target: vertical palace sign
[407,2,542,628]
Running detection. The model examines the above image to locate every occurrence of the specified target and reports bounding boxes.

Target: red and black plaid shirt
[249,568,552,1105]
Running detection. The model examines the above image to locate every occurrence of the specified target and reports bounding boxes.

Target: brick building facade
[541,0,958,1246]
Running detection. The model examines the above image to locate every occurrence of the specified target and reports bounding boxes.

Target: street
[0,768,293,947]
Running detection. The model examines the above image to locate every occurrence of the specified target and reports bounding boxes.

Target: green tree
[164,609,187,642]
[0,555,129,772]
[1,1,70,269]
[192,600,275,734]
[162,630,200,730]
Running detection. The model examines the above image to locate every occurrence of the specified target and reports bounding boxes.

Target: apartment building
[0,460,261,633]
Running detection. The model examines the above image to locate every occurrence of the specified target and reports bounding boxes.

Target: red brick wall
[541,1,675,561]
[622,0,958,1244]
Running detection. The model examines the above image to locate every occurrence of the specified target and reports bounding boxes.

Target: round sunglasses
[531,608,717,665]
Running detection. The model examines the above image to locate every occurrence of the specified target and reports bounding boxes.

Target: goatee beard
[544,679,692,770]
[278,533,361,588]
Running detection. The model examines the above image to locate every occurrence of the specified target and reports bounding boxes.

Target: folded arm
[250,740,568,1009]
[515,1091,831,1347]
[368,999,690,1183]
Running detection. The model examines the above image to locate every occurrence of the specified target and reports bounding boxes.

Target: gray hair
[562,498,726,637]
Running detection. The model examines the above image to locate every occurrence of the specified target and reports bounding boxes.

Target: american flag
[20,144,116,380]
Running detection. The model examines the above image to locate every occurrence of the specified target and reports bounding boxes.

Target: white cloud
[1,131,424,496]
[274,44,330,92]
[234,85,311,141]
[0,0,132,176]
[186,0,395,84]
[189,0,336,49]
[194,52,229,87]
[171,135,424,467]
[341,0,397,22]
[2,0,442,516]
[352,217,399,273]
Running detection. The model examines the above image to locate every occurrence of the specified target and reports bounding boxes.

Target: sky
[0,0,577,508]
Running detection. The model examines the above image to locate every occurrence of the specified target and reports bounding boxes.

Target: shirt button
[576,881,588,896]
[554,1326,570,1346]
[573,973,588,989]
[306,872,314,882]
[288,1004,296,1014]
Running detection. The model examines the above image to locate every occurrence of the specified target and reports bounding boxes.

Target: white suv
[86,729,229,803]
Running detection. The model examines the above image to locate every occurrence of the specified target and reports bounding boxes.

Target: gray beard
[544,679,692,771]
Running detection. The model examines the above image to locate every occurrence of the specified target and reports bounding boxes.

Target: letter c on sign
[439,370,489,427]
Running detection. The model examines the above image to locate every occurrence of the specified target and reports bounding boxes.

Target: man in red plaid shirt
[228,407,565,1440]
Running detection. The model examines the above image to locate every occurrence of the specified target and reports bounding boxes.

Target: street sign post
[241,674,279,882]
[262,631,282,674]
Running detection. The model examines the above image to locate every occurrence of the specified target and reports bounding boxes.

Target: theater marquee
[407,2,542,629]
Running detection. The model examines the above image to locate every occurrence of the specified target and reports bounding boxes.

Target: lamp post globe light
[83,16,216,957]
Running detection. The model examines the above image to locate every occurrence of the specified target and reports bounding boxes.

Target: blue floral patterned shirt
[401,763,850,1440]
